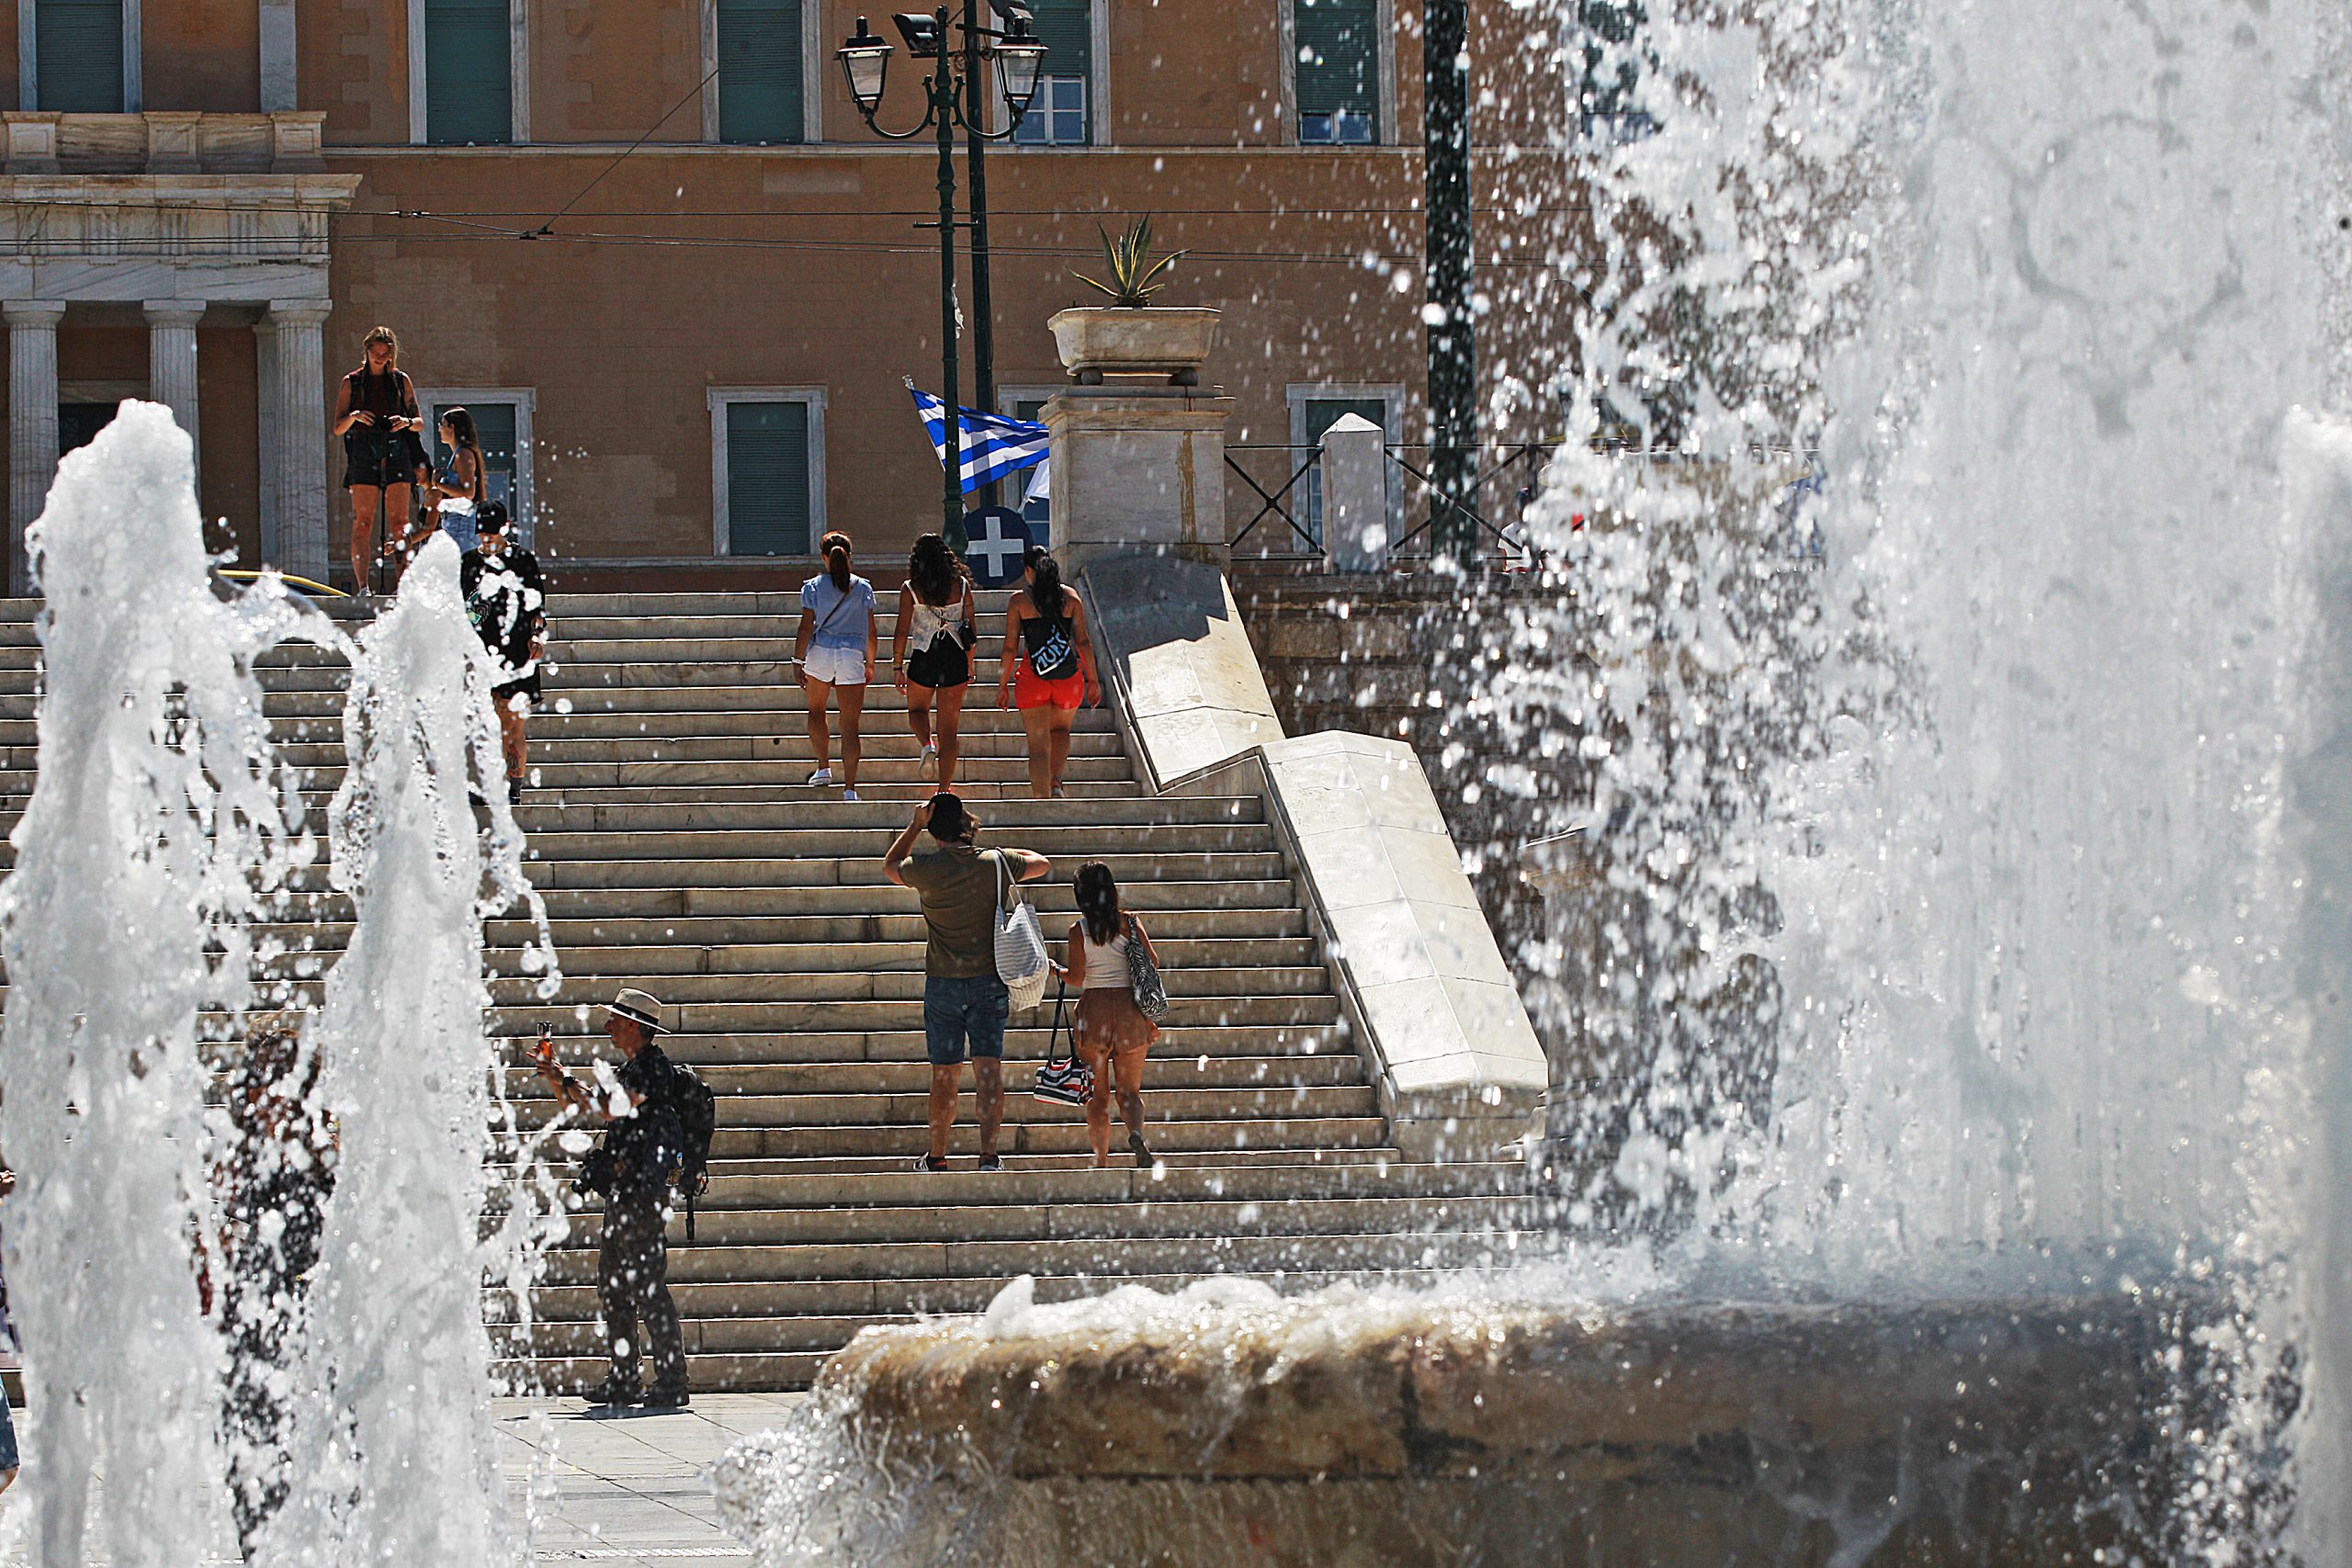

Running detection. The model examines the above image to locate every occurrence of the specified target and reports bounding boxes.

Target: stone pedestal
[6,299,64,592]
[1040,390,1233,573]
[1319,411,1389,571]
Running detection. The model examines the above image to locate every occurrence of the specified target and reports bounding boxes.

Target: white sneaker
[807,768,833,787]
[920,745,938,781]
[842,788,861,802]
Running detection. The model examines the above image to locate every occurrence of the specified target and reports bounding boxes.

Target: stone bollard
[1319,412,1389,572]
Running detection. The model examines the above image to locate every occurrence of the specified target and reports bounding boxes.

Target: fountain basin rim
[817,1291,2188,1482]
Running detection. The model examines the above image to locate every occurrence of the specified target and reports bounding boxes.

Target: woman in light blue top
[794,531,879,800]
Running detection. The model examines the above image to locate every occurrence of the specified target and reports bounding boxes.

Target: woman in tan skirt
[1064,861,1161,1168]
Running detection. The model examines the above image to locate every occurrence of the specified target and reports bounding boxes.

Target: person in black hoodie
[459,502,547,805]
[534,987,689,1409]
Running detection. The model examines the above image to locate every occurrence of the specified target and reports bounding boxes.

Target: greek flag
[907,380,1050,495]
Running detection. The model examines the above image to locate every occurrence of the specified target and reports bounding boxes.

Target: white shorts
[801,641,867,686]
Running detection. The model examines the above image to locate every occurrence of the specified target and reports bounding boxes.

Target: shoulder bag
[1031,982,1094,1107]
[993,852,1052,1011]
[1125,914,1170,1022]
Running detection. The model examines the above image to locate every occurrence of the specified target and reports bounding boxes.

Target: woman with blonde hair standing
[794,531,878,801]
[1064,861,1161,1168]
[330,326,424,598]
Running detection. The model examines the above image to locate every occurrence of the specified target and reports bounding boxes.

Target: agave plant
[1071,217,1188,309]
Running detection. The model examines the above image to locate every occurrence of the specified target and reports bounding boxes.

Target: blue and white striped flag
[907,380,1050,495]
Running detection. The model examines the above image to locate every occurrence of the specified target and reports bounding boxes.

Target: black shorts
[343,430,424,491]
[491,672,541,705]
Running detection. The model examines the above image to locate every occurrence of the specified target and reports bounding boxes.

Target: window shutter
[727,402,811,557]
[1029,0,1091,87]
[424,0,514,146]
[34,0,123,113]
[1293,0,1376,126]
[718,0,805,145]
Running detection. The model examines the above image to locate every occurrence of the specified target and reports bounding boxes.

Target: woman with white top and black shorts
[795,531,879,802]
[1064,861,1160,1168]
[893,533,977,791]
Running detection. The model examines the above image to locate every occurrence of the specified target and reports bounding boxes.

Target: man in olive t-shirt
[885,793,1050,1172]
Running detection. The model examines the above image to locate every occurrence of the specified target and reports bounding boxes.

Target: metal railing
[1226,441,1564,570]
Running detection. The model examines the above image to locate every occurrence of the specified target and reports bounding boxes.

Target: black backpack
[660,1056,718,1240]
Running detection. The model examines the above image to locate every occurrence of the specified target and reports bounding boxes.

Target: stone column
[143,300,206,484]
[261,301,332,584]
[6,301,66,595]
[1317,412,1389,572]
[254,315,281,564]
[258,0,300,112]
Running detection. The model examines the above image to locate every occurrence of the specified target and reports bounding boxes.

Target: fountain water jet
[271,531,557,1566]
[0,403,322,1566]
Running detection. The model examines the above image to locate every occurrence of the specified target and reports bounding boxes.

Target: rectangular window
[424,0,513,146]
[34,0,124,112]
[1293,0,1377,144]
[717,0,804,144]
[1012,0,1091,145]
[723,401,812,557]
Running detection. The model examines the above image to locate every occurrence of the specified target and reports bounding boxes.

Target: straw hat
[600,987,668,1034]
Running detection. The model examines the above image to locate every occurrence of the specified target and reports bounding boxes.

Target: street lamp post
[839,10,1046,552]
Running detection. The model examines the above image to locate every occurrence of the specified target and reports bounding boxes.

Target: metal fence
[1225,441,1563,570]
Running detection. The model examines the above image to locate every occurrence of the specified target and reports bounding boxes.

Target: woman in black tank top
[331,326,424,596]
[997,547,1101,798]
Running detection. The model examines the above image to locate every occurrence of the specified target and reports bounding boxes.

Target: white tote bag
[993,852,1052,1012]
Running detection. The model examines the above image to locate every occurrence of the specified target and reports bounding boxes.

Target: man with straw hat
[535,987,689,1409]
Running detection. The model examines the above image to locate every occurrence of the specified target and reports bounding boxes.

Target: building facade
[0,0,1578,591]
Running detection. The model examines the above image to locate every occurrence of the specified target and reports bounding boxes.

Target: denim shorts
[924,973,1010,1066]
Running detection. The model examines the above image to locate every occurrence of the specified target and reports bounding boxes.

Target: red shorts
[1014,662,1084,711]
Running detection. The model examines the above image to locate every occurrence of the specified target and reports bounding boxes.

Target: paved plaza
[0,1394,796,1564]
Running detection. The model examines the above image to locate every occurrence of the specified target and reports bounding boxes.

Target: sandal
[1127,1132,1152,1169]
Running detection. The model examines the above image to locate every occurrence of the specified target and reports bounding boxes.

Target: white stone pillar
[143,300,206,486]
[262,301,332,585]
[1317,412,1389,573]
[6,300,65,595]
[258,0,299,112]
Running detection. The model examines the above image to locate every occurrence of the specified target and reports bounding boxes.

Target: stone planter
[1047,306,1221,386]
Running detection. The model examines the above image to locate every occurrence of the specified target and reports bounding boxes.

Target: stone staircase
[0,589,1542,1393]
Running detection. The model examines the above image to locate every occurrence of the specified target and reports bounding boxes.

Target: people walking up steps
[884,794,1051,1171]
[534,987,693,1410]
[1065,862,1164,1169]
[795,532,878,802]
[895,533,978,790]
[999,547,1101,799]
